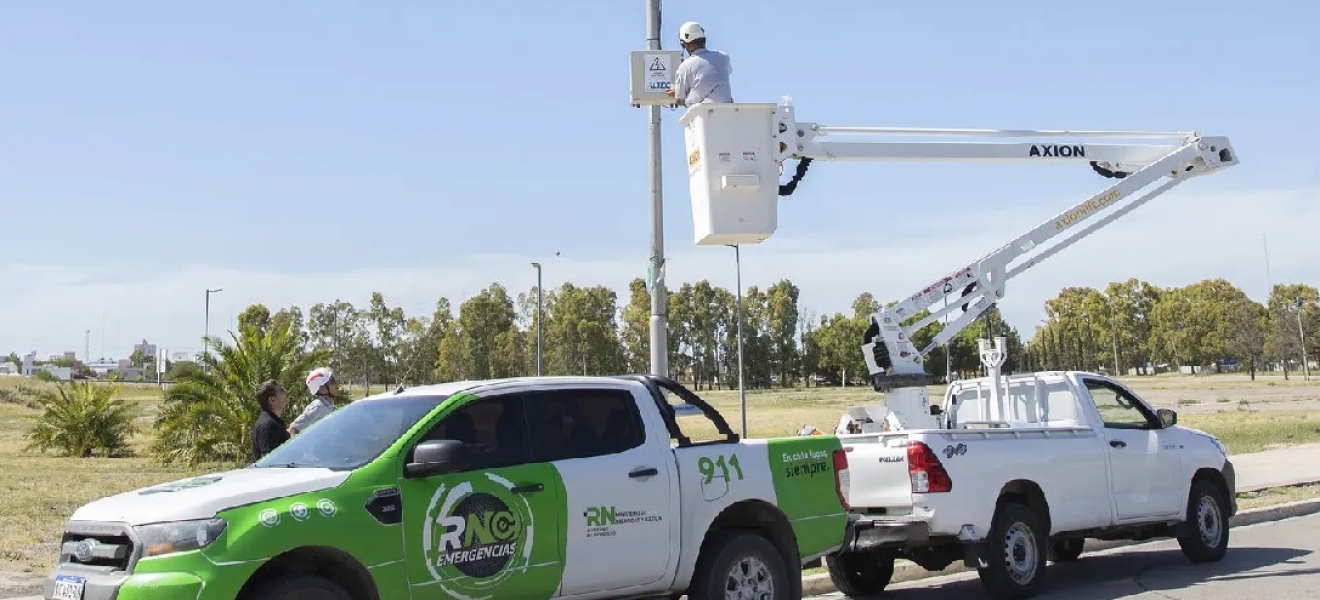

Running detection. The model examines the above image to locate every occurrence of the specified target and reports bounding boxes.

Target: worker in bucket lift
[665,21,733,106]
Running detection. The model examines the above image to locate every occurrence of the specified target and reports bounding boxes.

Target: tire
[1177,478,1230,563]
[1047,538,1084,563]
[247,575,352,600]
[825,549,896,596]
[976,501,1048,600]
[689,531,793,600]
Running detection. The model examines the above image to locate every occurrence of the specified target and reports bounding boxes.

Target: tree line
[18,275,1316,466]
[227,276,1320,391]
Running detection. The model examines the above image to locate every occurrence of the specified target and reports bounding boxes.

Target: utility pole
[1107,298,1121,376]
[532,262,543,376]
[728,245,746,438]
[943,296,951,382]
[645,0,669,378]
[204,288,222,372]
[1295,300,1311,381]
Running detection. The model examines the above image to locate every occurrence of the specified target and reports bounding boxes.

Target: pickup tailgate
[839,433,915,513]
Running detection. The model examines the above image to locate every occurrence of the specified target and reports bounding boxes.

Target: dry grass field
[1,372,1318,595]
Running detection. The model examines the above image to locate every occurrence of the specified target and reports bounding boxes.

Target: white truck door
[1080,377,1185,521]
[527,386,675,597]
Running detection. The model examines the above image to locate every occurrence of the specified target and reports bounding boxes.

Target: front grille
[60,522,138,573]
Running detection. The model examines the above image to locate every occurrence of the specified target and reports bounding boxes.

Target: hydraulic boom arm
[680,98,1239,429]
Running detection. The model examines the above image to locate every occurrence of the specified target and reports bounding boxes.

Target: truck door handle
[629,467,659,479]
[1109,440,1127,449]
[511,483,544,494]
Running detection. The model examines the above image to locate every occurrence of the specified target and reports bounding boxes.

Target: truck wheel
[689,531,792,600]
[1047,538,1084,563]
[1177,479,1230,563]
[977,501,1047,600]
[247,575,352,600]
[825,550,895,596]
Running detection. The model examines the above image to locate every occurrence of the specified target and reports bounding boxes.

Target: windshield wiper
[257,462,322,469]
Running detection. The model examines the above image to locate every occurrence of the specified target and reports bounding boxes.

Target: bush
[24,381,140,458]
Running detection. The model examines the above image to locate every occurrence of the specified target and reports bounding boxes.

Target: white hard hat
[305,366,335,395]
[678,21,706,44]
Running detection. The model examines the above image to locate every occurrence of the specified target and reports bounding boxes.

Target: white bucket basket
[680,103,782,246]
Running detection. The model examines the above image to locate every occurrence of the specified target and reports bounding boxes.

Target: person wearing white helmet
[666,21,733,107]
[288,366,340,436]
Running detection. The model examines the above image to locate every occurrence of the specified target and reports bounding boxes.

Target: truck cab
[46,375,850,600]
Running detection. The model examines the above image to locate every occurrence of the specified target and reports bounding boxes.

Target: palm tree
[150,321,330,466]
[25,380,140,458]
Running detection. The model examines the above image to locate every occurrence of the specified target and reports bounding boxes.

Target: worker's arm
[668,58,693,104]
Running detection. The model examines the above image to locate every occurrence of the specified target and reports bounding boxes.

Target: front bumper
[842,515,931,552]
[43,570,203,600]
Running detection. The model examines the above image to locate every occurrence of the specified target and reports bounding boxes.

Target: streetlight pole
[727,244,746,438]
[1106,298,1121,376]
[645,0,669,379]
[532,262,543,376]
[943,296,951,383]
[1294,300,1310,381]
[204,288,222,371]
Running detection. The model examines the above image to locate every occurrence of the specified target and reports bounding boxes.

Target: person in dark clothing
[251,379,290,462]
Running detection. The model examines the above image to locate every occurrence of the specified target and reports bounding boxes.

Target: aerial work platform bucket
[680,103,783,246]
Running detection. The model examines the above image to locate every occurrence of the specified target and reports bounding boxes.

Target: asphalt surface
[813,511,1320,600]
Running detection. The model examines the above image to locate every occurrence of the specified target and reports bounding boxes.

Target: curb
[800,492,1320,597]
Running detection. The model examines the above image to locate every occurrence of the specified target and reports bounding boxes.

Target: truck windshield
[253,394,450,471]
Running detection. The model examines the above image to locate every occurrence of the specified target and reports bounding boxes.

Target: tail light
[907,441,952,493]
[832,448,851,510]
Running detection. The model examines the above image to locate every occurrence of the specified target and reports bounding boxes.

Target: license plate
[52,574,84,600]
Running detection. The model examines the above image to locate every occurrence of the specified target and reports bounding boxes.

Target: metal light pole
[728,244,746,438]
[1294,300,1310,381]
[1107,298,1121,376]
[645,0,669,378]
[943,296,951,382]
[532,262,543,376]
[204,288,222,372]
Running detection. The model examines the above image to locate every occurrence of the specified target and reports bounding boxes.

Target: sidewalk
[1225,442,1320,492]
[6,444,1320,600]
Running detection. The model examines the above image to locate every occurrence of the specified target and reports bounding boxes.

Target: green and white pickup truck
[44,375,852,600]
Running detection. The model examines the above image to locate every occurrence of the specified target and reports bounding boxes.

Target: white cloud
[2,186,1315,360]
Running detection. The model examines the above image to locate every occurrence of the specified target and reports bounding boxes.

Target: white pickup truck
[825,370,1237,600]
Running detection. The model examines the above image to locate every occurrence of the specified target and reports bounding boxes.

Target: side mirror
[404,439,468,478]
[1157,408,1178,428]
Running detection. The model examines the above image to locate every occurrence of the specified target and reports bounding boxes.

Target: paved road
[815,511,1320,600]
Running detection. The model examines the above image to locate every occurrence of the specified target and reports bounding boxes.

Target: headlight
[135,519,227,558]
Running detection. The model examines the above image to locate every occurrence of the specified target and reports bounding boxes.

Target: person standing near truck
[250,379,289,462]
[288,366,339,436]
[665,21,733,106]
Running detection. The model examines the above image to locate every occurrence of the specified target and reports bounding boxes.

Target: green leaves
[1026,279,1317,378]
[149,317,331,466]
[24,380,140,458]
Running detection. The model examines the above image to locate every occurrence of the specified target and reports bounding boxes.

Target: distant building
[133,339,158,359]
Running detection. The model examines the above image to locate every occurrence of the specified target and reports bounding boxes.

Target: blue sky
[2,1,1316,359]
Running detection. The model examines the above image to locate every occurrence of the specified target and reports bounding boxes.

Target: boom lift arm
[679,98,1239,430]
